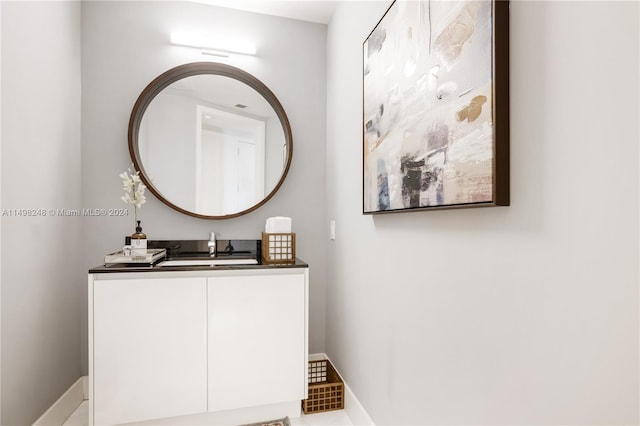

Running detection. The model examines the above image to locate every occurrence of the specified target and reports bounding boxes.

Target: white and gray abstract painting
[363,0,494,212]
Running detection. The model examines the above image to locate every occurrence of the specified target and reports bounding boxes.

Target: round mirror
[128,62,292,219]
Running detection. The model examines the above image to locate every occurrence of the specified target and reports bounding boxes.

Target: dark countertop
[89,257,308,274]
[90,239,307,274]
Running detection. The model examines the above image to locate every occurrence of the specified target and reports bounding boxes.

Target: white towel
[265,216,292,233]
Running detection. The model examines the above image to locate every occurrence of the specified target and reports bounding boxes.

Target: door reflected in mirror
[129,63,292,219]
[196,105,265,215]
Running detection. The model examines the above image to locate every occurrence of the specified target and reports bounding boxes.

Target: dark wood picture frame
[363,0,509,214]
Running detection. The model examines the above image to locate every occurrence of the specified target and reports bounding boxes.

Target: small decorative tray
[104,248,166,266]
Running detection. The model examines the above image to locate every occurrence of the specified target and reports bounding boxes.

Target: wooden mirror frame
[128,62,293,219]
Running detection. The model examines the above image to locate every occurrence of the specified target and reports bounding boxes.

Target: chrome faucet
[208,231,216,257]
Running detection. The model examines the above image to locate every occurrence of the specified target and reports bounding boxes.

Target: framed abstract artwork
[363,0,509,213]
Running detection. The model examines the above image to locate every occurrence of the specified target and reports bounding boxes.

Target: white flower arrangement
[120,167,147,225]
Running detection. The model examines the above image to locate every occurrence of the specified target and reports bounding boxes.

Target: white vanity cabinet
[208,273,306,412]
[90,277,208,425]
[88,267,308,425]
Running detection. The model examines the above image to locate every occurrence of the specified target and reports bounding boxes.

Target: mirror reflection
[129,62,292,219]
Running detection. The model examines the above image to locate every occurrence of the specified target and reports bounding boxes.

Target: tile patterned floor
[62,401,353,426]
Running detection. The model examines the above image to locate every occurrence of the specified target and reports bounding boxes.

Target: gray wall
[81,1,327,374]
[1,2,82,424]
[326,1,639,424]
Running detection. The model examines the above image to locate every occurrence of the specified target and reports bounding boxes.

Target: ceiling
[190,0,339,24]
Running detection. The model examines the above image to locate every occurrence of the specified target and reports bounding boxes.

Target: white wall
[1,2,82,424]
[326,1,639,425]
[81,1,327,374]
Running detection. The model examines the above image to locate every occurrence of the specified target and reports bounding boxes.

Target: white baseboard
[82,376,89,400]
[309,353,375,425]
[33,376,86,426]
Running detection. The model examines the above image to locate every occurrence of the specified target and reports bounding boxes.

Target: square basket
[261,232,296,264]
[302,359,344,414]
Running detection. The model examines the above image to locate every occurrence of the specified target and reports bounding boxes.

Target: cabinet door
[93,277,207,425]
[208,272,306,412]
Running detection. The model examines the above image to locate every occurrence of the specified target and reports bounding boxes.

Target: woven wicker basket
[302,359,344,414]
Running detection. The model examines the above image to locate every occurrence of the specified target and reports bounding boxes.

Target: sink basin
[157,258,258,267]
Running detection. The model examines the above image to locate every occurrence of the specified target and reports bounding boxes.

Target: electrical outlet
[330,220,336,240]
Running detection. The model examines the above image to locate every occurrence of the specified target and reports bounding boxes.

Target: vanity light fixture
[201,49,230,58]
[170,32,257,56]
